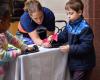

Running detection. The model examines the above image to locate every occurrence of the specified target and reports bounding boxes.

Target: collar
[69,15,83,26]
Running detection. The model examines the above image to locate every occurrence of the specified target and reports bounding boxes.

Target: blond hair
[24,0,42,15]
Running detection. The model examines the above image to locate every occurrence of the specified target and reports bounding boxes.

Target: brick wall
[82,0,100,80]
[93,0,100,79]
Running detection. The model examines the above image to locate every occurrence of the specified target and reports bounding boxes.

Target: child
[0,6,33,80]
[43,0,96,80]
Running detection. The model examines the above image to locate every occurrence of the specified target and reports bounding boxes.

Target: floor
[9,21,19,35]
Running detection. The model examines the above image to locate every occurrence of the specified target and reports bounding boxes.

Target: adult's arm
[28,30,43,45]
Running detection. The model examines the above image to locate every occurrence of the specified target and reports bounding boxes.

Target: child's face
[0,16,10,33]
[66,8,82,22]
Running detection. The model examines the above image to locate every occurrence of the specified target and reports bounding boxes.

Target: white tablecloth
[5,47,70,80]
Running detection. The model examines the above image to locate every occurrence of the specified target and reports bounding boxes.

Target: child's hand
[43,33,58,43]
[26,46,33,51]
[42,35,52,48]
[42,42,51,48]
[34,39,43,46]
[9,49,21,58]
[22,45,39,54]
[59,45,70,53]
[48,35,53,42]
[42,33,58,48]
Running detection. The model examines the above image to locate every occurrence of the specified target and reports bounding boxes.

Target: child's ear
[78,10,82,15]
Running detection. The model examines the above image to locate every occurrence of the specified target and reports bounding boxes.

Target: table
[5,47,70,80]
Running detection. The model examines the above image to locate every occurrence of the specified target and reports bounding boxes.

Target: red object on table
[43,33,58,43]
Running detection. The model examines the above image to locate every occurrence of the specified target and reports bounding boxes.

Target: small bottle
[16,31,23,41]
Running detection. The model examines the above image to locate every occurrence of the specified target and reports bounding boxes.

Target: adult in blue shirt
[17,0,55,45]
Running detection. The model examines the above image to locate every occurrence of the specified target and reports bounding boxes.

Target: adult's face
[30,11,44,25]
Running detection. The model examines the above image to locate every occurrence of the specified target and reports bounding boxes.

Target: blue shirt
[20,7,55,32]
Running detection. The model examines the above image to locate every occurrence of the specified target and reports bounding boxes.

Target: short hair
[24,0,42,15]
[65,0,84,13]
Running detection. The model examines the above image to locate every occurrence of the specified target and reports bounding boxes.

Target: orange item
[18,22,27,33]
